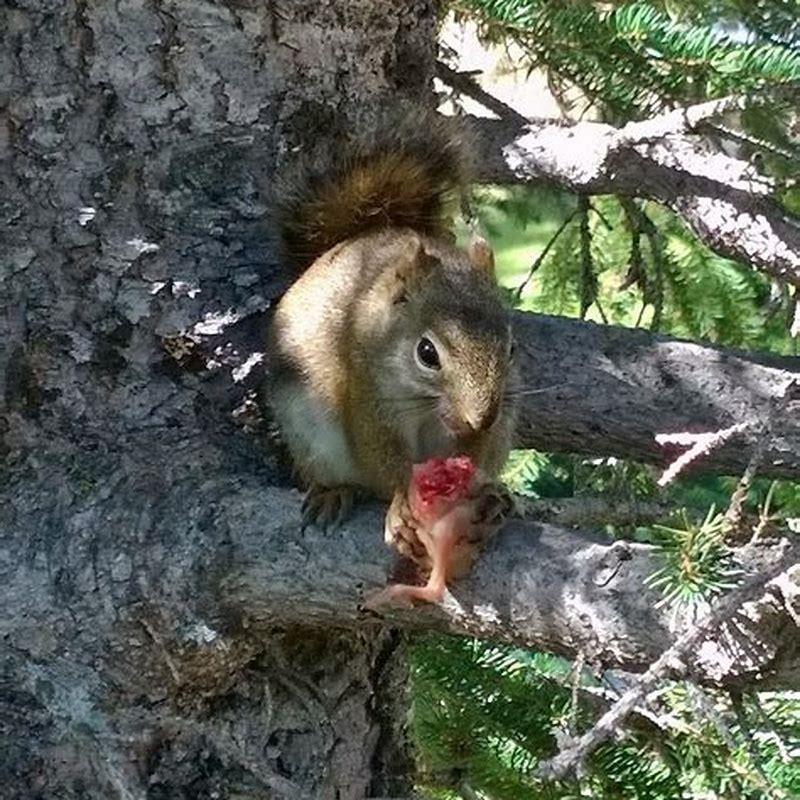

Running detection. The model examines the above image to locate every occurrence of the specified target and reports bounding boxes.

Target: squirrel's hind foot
[301,483,357,530]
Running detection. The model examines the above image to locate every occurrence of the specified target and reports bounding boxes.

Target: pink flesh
[369,503,473,608]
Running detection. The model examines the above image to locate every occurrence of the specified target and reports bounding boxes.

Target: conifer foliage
[453,0,800,116]
[413,2,800,796]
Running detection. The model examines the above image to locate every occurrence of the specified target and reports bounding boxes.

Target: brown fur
[266,115,516,526]
[276,110,471,270]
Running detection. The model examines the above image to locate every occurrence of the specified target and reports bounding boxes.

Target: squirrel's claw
[301,484,356,530]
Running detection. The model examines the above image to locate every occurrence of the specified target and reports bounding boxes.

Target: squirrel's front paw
[469,482,518,533]
[302,483,356,529]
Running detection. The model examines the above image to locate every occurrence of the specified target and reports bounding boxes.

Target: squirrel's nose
[462,400,499,434]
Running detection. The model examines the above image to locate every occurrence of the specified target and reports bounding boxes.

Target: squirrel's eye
[415,336,441,370]
[509,340,516,361]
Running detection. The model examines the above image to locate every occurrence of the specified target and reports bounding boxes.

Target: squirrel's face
[408,322,513,444]
[374,238,517,461]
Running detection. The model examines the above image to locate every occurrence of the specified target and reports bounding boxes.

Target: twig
[728,381,796,541]
[729,690,780,794]
[750,692,794,765]
[633,203,665,331]
[687,682,737,749]
[724,438,768,543]
[643,214,665,332]
[703,121,800,165]
[537,551,797,780]
[588,201,614,231]
[617,87,800,144]
[655,422,750,486]
[749,481,778,545]
[578,196,597,320]
[619,200,644,292]
[513,210,577,299]
[634,300,647,328]
[568,650,586,736]
[620,198,666,330]
[594,295,609,325]
[435,61,529,126]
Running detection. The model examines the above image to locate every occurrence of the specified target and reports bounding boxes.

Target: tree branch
[198,307,800,478]
[465,94,800,287]
[219,482,800,690]
[520,495,676,529]
[510,312,800,478]
[190,307,800,478]
[7,426,796,695]
[435,61,528,126]
[537,555,800,779]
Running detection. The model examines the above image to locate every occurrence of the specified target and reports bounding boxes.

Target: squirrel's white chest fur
[271,381,359,487]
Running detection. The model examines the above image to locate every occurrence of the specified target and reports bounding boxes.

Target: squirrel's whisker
[505,383,566,398]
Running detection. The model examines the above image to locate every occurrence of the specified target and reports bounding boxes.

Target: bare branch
[655,423,751,486]
[616,89,798,143]
[511,313,800,479]
[467,92,800,287]
[435,61,528,126]
[513,209,576,299]
[619,198,665,329]
[725,439,770,542]
[578,196,597,319]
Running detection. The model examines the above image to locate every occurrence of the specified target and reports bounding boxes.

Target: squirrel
[264,111,518,526]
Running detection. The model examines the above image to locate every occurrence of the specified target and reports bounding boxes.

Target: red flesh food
[409,456,476,526]
[370,456,477,608]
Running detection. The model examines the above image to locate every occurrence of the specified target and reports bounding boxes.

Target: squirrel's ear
[468,235,495,280]
[391,239,438,303]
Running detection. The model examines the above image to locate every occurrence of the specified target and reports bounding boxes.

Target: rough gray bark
[511,312,800,478]
[222,490,800,690]
[470,101,800,288]
[1,1,431,797]
[2,2,799,798]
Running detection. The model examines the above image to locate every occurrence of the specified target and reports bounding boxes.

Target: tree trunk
[3,2,800,797]
[1,1,432,796]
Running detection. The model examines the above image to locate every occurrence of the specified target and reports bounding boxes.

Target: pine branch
[537,552,800,780]
[456,1,800,116]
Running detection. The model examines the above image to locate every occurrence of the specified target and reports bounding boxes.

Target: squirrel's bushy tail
[276,108,472,269]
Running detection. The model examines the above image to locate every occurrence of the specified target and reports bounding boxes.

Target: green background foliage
[413,1,800,797]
